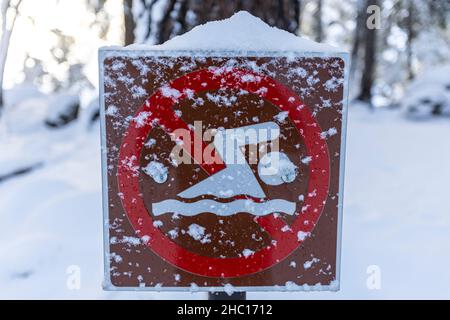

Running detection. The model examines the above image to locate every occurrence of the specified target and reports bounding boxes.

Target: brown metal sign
[100,50,348,292]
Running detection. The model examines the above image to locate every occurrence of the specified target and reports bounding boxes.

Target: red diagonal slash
[145,69,290,239]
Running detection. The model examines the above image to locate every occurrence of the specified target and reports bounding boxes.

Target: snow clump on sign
[297,231,310,241]
[187,223,211,244]
[223,283,235,296]
[242,248,255,258]
[142,161,168,183]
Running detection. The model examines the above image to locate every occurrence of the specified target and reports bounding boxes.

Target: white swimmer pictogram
[152,121,298,216]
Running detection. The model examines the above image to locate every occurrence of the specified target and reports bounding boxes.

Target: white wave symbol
[152,199,296,217]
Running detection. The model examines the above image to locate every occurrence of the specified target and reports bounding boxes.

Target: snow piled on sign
[119,11,341,53]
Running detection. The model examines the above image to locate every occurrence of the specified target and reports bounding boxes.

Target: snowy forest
[0,0,450,299]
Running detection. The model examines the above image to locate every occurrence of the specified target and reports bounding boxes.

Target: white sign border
[99,49,350,293]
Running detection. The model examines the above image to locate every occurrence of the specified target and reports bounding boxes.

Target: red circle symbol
[117,67,330,278]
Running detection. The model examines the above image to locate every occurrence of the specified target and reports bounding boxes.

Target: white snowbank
[103,11,343,53]
[402,64,450,118]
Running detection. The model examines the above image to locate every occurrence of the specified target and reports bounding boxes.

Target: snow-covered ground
[0,104,449,299]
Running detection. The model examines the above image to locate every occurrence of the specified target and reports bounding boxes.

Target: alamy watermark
[169,120,282,173]
[366,264,381,290]
[366,5,381,30]
[66,265,81,290]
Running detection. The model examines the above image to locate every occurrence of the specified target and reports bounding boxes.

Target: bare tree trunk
[294,0,302,33]
[123,0,135,45]
[357,0,378,105]
[147,0,302,45]
[174,0,190,35]
[406,0,414,80]
[350,0,365,77]
[0,0,21,111]
[428,0,448,29]
[314,0,323,42]
[156,0,177,44]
